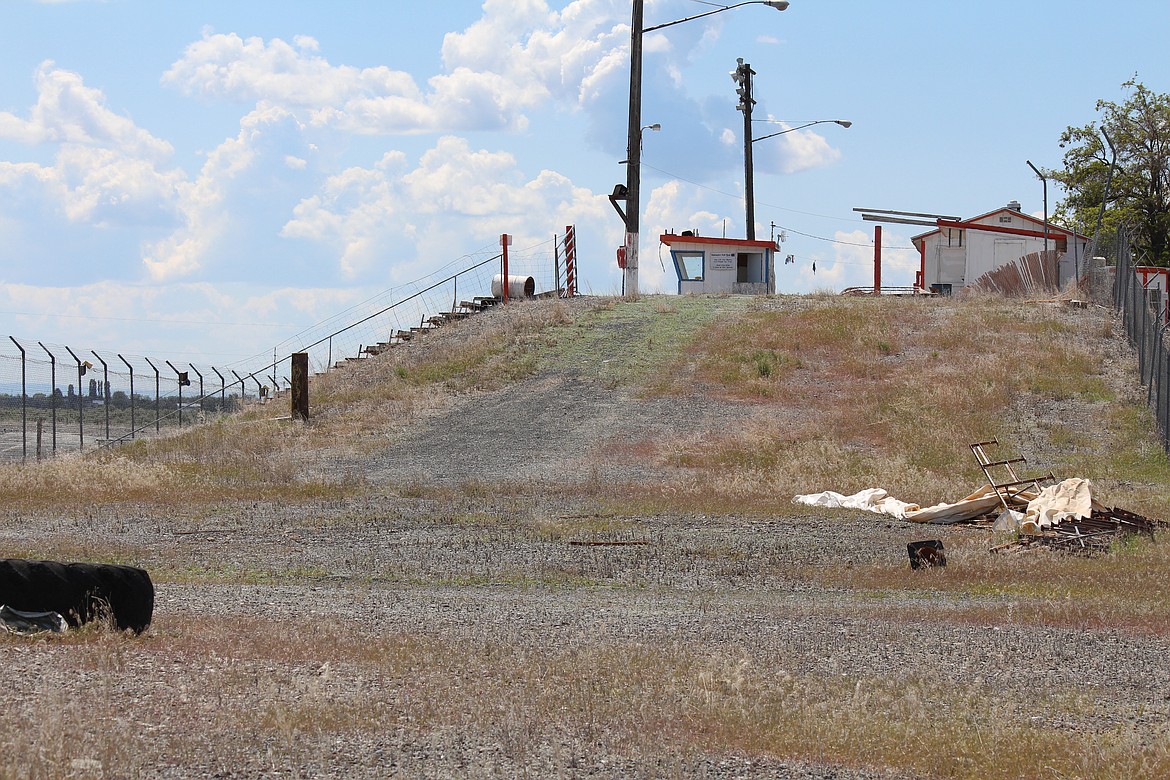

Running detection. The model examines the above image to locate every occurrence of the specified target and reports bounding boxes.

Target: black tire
[0,559,154,634]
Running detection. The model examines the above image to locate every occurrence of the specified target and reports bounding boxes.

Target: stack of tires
[0,559,154,634]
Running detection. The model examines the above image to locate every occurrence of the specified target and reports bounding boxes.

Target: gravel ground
[1,295,1165,779]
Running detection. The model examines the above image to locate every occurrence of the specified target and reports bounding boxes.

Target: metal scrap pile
[970,439,1161,555]
[793,439,1163,556]
[992,505,1158,555]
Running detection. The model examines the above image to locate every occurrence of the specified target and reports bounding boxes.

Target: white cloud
[162,3,635,136]
[0,279,366,363]
[0,63,184,233]
[282,136,611,283]
[753,121,844,175]
[0,62,173,161]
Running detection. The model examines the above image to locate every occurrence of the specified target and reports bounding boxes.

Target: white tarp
[793,478,1102,533]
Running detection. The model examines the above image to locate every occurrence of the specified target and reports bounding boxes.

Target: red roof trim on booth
[659,233,776,249]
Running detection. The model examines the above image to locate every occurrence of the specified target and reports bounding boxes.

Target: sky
[2,0,1169,370]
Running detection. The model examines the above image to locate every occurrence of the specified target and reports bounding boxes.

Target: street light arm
[752,119,850,144]
[644,1,787,33]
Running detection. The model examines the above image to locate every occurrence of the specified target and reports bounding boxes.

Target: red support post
[874,225,882,295]
[500,233,510,304]
[919,241,927,293]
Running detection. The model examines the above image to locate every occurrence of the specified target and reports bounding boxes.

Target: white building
[911,201,1090,294]
[660,232,777,295]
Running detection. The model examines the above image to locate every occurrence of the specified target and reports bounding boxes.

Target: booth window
[673,251,704,281]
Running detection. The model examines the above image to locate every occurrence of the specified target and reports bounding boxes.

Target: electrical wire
[640,161,917,250]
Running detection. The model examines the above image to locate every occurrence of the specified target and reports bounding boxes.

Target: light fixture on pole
[732,58,757,239]
[1026,159,1049,255]
[617,0,789,298]
[745,118,850,242]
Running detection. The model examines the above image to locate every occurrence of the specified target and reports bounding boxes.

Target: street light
[1026,159,1049,254]
[743,117,850,240]
[616,0,789,298]
[752,119,851,143]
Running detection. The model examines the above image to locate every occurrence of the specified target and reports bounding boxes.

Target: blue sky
[2,0,1168,367]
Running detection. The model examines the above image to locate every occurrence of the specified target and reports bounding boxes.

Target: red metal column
[501,233,510,304]
[919,241,926,292]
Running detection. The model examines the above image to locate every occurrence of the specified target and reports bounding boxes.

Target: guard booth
[661,231,777,295]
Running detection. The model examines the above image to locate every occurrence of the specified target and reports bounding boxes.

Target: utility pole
[623,0,645,297]
[733,58,757,240]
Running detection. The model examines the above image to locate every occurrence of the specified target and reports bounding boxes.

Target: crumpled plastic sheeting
[0,604,67,634]
[792,487,920,519]
[794,478,1104,532]
[1020,477,1103,534]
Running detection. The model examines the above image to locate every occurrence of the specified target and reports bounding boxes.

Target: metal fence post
[166,361,189,427]
[64,346,87,450]
[91,351,110,442]
[117,354,136,440]
[144,358,161,433]
[9,338,26,460]
[232,370,246,403]
[37,342,57,455]
[212,367,226,412]
[189,364,204,414]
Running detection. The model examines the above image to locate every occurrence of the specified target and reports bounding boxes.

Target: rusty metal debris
[969,439,1161,555]
[992,506,1158,555]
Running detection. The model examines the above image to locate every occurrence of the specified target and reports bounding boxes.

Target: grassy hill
[1,293,1169,778]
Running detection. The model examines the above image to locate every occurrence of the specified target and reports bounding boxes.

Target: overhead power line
[640,161,916,249]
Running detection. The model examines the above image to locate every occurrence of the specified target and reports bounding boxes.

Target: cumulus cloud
[751,121,845,176]
[281,136,611,282]
[0,63,183,233]
[0,62,173,160]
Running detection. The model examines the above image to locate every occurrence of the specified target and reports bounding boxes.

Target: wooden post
[36,418,43,461]
[290,352,309,422]
[874,225,882,295]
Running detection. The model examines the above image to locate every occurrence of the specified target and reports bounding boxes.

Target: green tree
[1052,78,1170,265]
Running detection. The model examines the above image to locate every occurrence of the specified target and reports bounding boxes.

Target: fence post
[144,358,161,433]
[37,342,57,455]
[166,361,189,428]
[1158,327,1167,447]
[291,352,309,421]
[232,370,247,403]
[554,232,562,297]
[118,354,136,440]
[91,351,110,442]
[189,364,204,414]
[212,367,226,412]
[9,338,26,460]
[64,346,87,451]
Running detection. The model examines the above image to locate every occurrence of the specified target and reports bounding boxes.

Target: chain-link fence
[1111,226,1170,452]
[0,232,575,461]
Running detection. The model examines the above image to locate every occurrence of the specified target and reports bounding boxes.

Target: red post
[919,240,927,293]
[874,225,882,295]
[500,233,510,304]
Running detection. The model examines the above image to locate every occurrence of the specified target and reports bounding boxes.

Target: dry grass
[3,613,1165,779]
[803,531,1170,636]
[3,293,1170,777]
[594,296,1170,517]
